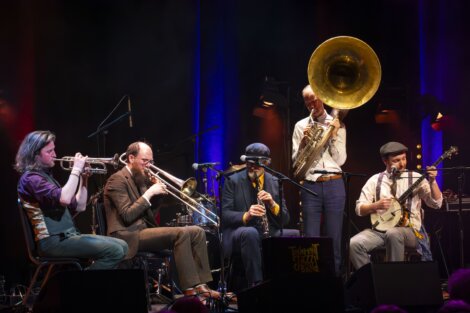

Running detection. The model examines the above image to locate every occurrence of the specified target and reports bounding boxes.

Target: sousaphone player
[292,36,381,276]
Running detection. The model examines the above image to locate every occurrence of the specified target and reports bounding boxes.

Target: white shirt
[292,112,347,181]
[355,170,443,231]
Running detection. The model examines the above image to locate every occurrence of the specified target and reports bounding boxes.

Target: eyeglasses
[140,158,154,165]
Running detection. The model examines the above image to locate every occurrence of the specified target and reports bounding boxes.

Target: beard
[130,167,151,189]
[247,168,264,182]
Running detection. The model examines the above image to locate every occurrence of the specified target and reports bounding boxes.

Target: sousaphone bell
[307,35,381,110]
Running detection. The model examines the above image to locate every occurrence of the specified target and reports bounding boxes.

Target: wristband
[70,172,80,178]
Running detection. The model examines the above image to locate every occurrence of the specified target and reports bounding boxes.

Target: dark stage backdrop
[1,0,470,289]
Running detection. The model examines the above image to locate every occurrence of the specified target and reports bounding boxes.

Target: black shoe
[150,293,172,304]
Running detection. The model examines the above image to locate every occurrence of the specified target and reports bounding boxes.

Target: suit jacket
[104,167,153,258]
[221,169,290,255]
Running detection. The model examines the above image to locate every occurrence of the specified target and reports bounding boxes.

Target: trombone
[54,153,120,174]
[118,153,219,227]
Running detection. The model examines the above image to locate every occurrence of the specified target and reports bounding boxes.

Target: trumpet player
[103,141,226,302]
[292,85,347,276]
[15,130,128,269]
[221,143,298,289]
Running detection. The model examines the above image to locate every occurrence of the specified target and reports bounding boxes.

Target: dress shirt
[355,170,443,231]
[292,112,347,181]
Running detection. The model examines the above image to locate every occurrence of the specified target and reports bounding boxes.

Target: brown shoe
[224,292,237,304]
[183,287,197,297]
[195,284,221,300]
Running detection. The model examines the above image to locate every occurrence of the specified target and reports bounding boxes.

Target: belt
[314,174,343,182]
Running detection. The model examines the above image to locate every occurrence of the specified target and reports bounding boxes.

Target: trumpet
[118,153,219,226]
[54,153,119,174]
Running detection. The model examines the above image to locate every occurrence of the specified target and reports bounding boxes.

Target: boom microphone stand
[259,163,318,236]
[210,167,239,312]
[87,95,130,233]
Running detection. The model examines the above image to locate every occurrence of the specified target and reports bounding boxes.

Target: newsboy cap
[245,143,271,158]
[379,141,408,157]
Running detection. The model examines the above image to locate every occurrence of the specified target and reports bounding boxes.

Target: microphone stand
[86,95,129,237]
[259,164,317,237]
[88,94,130,156]
[438,166,470,269]
[209,167,234,312]
[313,170,367,281]
[87,111,130,140]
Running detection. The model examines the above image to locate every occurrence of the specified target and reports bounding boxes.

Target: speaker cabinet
[33,269,147,313]
[237,276,344,313]
[346,262,443,312]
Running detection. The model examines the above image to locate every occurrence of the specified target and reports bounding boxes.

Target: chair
[92,198,173,309]
[17,199,83,308]
[369,246,422,263]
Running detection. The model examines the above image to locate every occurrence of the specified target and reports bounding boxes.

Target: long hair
[14,130,56,173]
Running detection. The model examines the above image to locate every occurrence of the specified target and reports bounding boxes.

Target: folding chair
[17,199,83,308]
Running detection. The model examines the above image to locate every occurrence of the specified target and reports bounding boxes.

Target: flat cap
[380,141,408,157]
[245,142,271,157]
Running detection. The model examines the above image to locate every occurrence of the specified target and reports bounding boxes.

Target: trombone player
[103,141,223,302]
[292,85,346,276]
[15,130,128,269]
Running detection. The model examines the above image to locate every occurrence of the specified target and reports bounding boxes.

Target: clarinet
[255,175,270,238]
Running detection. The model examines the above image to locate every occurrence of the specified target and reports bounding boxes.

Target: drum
[192,198,218,227]
[175,213,193,226]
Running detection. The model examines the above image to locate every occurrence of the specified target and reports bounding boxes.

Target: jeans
[301,179,345,275]
[38,233,128,270]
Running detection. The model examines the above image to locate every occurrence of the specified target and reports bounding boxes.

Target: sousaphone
[308,36,381,109]
[293,36,382,180]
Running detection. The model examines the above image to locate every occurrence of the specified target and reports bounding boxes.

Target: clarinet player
[221,143,298,289]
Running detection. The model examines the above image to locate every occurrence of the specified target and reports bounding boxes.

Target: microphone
[391,166,398,176]
[128,96,133,128]
[192,162,219,170]
[240,155,270,163]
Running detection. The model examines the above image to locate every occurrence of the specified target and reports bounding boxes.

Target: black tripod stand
[439,166,470,269]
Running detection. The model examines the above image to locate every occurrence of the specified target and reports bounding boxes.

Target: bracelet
[71,169,81,176]
[70,172,80,178]
[72,166,82,174]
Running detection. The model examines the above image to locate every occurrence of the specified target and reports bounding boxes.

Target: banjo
[370,146,458,232]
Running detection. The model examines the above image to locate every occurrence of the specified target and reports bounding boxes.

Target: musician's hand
[303,124,313,136]
[257,190,275,208]
[246,204,266,221]
[146,181,168,198]
[374,198,393,211]
[426,165,438,182]
[72,153,87,172]
[81,166,93,178]
[328,118,341,138]
[80,167,92,186]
